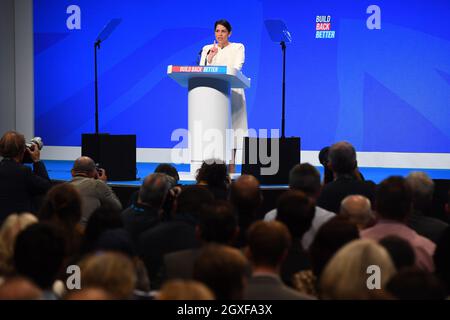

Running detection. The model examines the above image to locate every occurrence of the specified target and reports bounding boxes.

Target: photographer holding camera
[69,156,122,226]
[0,131,51,224]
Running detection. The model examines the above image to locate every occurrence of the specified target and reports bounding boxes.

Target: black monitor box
[241,137,300,185]
[81,134,137,181]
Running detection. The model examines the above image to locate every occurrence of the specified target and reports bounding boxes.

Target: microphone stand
[281,41,286,139]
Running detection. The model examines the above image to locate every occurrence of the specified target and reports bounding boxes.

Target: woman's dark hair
[154,163,180,183]
[215,19,232,33]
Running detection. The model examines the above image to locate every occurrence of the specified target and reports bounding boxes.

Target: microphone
[205,49,211,65]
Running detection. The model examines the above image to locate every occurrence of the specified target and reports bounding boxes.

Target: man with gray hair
[317,141,375,213]
[121,173,173,243]
[340,195,374,230]
[69,156,122,225]
[406,171,448,243]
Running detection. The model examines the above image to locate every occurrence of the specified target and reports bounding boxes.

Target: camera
[23,137,44,163]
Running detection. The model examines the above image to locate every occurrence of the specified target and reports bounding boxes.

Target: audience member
[157,280,214,300]
[14,223,66,299]
[79,252,136,299]
[163,200,238,281]
[379,235,415,271]
[434,227,450,296]
[317,141,375,213]
[292,216,359,297]
[229,175,262,248]
[276,190,314,287]
[138,185,214,289]
[387,267,446,300]
[406,172,448,243]
[0,276,43,300]
[340,195,375,230]
[69,156,122,225]
[0,212,38,276]
[193,244,248,300]
[0,131,51,223]
[244,221,312,300]
[39,183,83,257]
[196,159,230,200]
[361,176,436,272]
[264,163,335,249]
[122,173,172,243]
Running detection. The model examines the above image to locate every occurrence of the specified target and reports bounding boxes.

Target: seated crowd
[0,131,450,300]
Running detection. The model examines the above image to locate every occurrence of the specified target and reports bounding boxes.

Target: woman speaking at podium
[199,19,247,172]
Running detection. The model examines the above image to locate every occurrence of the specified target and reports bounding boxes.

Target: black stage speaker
[242,137,300,185]
[81,134,136,181]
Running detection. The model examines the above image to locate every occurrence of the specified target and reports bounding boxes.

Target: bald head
[329,141,357,175]
[340,195,373,230]
[72,156,96,177]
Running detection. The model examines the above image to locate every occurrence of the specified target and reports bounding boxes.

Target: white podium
[168,65,251,175]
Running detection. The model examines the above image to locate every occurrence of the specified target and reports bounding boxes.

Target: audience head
[71,156,96,178]
[229,174,262,216]
[320,239,396,299]
[198,200,238,245]
[276,190,315,239]
[318,146,334,184]
[375,176,413,222]
[0,212,38,275]
[154,163,180,183]
[246,220,291,269]
[39,183,82,230]
[309,216,360,279]
[79,251,137,299]
[64,287,113,300]
[157,280,215,300]
[0,277,42,300]
[0,131,26,161]
[80,206,123,255]
[340,195,374,230]
[175,185,214,218]
[14,223,66,290]
[379,235,415,272]
[446,190,450,216]
[386,267,446,300]
[196,159,228,188]
[288,163,321,198]
[215,19,232,33]
[434,227,450,295]
[94,229,136,258]
[406,171,434,212]
[194,244,248,300]
[328,141,357,176]
[138,173,172,209]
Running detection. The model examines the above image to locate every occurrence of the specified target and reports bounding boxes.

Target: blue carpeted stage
[44,160,450,187]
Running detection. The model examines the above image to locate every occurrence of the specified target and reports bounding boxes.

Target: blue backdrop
[34,0,450,153]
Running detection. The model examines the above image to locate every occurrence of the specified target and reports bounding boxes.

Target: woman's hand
[207,41,218,64]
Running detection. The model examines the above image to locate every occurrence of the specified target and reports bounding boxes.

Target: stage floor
[43,160,450,187]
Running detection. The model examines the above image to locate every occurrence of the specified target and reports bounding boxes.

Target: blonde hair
[0,213,38,275]
[157,280,215,300]
[320,239,396,299]
[79,252,136,299]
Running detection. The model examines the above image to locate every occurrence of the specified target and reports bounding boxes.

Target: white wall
[0,0,34,140]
